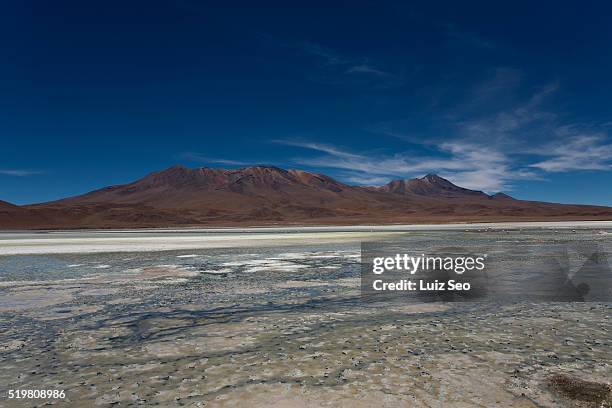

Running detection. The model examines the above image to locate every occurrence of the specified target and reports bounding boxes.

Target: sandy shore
[1,221,611,255]
[0,232,403,255]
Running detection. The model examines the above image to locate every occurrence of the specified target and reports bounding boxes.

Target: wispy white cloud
[530,133,612,172]
[179,152,248,166]
[276,139,535,191]
[299,41,347,65]
[0,169,42,176]
[273,140,362,160]
[274,74,612,191]
[454,80,560,144]
[299,41,392,76]
[368,70,558,146]
[450,79,612,175]
[437,142,539,191]
[341,173,392,185]
[273,39,405,88]
[346,63,393,77]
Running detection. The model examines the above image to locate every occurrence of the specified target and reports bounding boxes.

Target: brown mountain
[0,200,20,211]
[378,174,489,198]
[2,165,612,229]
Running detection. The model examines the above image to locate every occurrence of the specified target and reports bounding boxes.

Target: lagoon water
[1,224,611,407]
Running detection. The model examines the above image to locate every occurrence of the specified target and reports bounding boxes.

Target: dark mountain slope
[1,165,610,229]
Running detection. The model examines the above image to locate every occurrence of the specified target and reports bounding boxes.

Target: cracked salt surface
[0,228,610,407]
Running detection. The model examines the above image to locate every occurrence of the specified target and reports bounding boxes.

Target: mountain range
[2,165,612,229]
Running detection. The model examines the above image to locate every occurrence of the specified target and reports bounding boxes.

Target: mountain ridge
[2,165,612,229]
[377,173,489,198]
[0,200,20,211]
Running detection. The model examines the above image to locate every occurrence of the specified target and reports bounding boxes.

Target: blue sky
[2,1,612,205]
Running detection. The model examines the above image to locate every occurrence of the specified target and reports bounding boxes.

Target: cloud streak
[0,169,42,176]
[275,75,612,191]
[179,152,249,166]
[264,38,405,89]
[299,41,392,76]
[346,63,394,77]
[276,139,535,191]
[299,41,347,66]
[530,133,612,172]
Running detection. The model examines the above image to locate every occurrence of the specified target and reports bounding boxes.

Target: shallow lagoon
[0,226,610,407]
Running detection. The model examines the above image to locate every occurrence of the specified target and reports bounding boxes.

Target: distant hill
[377,174,489,198]
[2,165,612,229]
[0,200,20,211]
